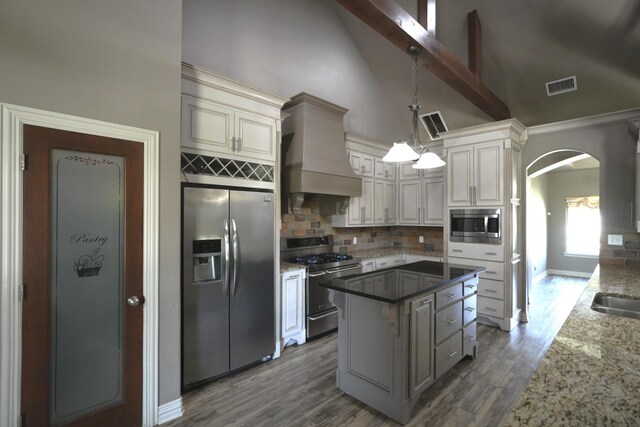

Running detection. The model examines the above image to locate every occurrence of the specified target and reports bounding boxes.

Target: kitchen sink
[591,294,640,320]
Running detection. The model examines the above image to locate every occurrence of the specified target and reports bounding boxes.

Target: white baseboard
[532,270,548,285]
[547,269,592,278]
[157,397,184,425]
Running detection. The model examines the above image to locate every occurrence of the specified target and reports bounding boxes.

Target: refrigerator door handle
[223,220,230,297]
[231,219,239,296]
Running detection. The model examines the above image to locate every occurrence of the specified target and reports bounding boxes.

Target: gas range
[281,236,361,273]
[280,235,363,340]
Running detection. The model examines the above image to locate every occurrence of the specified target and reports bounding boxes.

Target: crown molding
[528,108,640,136]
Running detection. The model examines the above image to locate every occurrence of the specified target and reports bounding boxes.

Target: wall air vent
[419,111,449,140]
[546,75,577,96]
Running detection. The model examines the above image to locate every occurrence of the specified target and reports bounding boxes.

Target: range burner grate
[288,253,353,266]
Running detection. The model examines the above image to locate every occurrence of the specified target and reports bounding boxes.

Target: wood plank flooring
[166,275,588,427]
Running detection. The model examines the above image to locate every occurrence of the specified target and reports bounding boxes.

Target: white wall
[0,0,182,406]
[545,168,600,273]
[527,174,548,279]
[182,0,405,143]
[524,119,637,239]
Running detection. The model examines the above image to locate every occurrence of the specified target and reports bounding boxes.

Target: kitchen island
[321,261,484,424]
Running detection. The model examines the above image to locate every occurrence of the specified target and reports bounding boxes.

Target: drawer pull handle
[447,319,457,325]
[485,289,498,294]
[447,351,458,358]
[465,307,475,312]
[485,252,498,255]
[452,249,463,253]
[484,271,497,275]
[484,307,497,312]
[447,293,455,298]
[464,284,476,288]
[466,335,477,341]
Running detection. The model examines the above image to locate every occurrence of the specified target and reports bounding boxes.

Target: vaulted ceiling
[334,0,640,130]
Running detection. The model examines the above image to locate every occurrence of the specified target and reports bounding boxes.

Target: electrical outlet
[607,234,623,246]
[418,236,424,243]
[353,237,358,244]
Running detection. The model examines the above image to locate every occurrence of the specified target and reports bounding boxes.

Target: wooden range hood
[336,0,511,121]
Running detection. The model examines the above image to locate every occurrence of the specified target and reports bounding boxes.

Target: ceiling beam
[417,0,436,34]
[336,0,510,120]
[467,10,481,79]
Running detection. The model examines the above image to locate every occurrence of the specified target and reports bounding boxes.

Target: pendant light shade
[382,46,446,169]
[412,150,446,169]
[382,141,420,162]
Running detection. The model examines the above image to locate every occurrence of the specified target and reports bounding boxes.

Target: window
[565,196,600,256]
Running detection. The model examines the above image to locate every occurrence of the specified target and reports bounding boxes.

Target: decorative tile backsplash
[280,195,443,253]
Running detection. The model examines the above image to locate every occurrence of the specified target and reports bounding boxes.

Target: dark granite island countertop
[320,260,485,304]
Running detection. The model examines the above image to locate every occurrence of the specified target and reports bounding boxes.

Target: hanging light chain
[408,46,422,151]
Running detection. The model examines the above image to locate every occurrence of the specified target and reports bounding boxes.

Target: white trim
[157,397,184,425]
[527,108,640,136]
[0,103,160,427]
[547,269,593,278]
[562,252,599,259]
[532,269,549,285]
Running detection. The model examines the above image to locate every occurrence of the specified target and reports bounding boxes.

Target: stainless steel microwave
[450,209,501,244]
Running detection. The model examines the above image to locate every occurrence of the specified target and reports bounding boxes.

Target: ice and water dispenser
[192,239,222,284]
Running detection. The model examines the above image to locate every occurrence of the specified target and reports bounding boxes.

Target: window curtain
[565,196,599,209]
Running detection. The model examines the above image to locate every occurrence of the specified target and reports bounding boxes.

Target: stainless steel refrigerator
[182,185,275,389]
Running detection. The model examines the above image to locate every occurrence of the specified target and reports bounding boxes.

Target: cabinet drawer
[463,322,477,357]
[448,242,504,262]
[462,276,479,296]
[463,295,477,325]
[435,331,463,379]
[478,278,504,299]
[435,283,463,310]
[448,257,504,281]
[374,255,403,270]
[477,296,504,317]
[435,301,462,344]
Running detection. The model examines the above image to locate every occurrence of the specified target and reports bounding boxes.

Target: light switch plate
[607,234,623,246]
[418,236,424,243]
[353,237,358,244]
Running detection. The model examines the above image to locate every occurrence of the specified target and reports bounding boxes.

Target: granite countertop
[319,261,483,304]
[505,264,640,425]
[279,247,444,273]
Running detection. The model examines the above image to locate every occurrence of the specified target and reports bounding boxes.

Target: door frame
[0,103,160,427]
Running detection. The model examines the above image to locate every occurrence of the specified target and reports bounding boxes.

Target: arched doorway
[524,150,600,318]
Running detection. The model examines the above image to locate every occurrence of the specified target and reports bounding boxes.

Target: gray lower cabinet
[331,275,479,424]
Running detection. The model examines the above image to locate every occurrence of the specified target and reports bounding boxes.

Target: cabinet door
[282,270,304,338]
[410,295,434,398]
[385,181,396,224]
[235,111,276,162]
[447,146,473,206]
[422,177,444,225]
[374,181,386,224]
[375,159,397,180]
[362,178,374,224]
[350,151,374,177]
[399,162,421,179]
[399,180,421,224]
[474,141,504,206]
[181,95,233,153]
[347,184,363,225]
[361,260,376,272]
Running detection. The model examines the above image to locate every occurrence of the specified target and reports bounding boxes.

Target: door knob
[127,296,145,306]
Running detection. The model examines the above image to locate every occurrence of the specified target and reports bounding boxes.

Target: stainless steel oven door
[306,264,362,339]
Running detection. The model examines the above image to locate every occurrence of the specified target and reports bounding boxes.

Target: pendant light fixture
[382,46,446,169]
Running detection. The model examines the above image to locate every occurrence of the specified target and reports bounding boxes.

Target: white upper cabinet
[349,151,375,177]
[399,180,421,224]
[446,141,504,207]
[374,180,396,224]
[374,158,397,180]
[181,64,287,165]
[423,177,444,225]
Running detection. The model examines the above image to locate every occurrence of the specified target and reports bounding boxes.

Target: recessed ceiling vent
[546,75,577,96]
[419,111,449,140]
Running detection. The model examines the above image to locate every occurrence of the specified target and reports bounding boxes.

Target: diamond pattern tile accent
[181,152,274,183]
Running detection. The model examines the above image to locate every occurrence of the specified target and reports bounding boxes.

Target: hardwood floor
[167,275,588,427]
